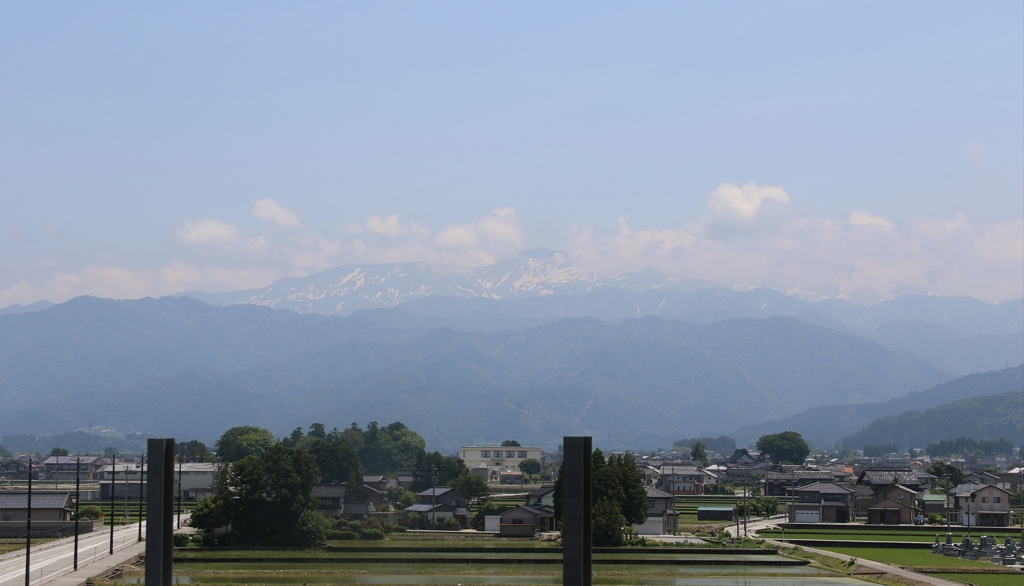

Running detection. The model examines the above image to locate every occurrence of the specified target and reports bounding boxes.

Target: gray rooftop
[0,492,73,509]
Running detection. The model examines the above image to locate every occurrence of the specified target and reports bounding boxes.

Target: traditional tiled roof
[794,482,854,494]
[312,484,347,498]
[645,486,674,499]
[404,503,454,513]
[42,456,104,466]
[527,486,555,497]
[417,487,462,497]
[660,466,705,475]
[0,492,72,509]
[765,471,834,481]
[860,470,918,486]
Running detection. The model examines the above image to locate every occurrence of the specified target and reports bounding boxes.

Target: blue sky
[2,2,1022,304]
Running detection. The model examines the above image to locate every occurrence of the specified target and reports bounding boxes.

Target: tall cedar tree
[554,449,646,546]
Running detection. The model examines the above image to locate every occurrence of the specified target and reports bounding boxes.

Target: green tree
[49,447,69,457]
[387,486,417,509]
[554,449,646,546]
[214,426,276,463]
[926,460,964,491]
[756,431,810,465]
[307,423,327,439]
[177,440,212,462]
[501,440,521,447]
[518,458,542,475]
[691,441,709,467]
[451,473,490,502]
[77,505,104,520]
[302,437,362,484]
[411,451,467,491]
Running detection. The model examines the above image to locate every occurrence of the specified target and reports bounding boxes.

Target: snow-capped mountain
[179,249,714,314]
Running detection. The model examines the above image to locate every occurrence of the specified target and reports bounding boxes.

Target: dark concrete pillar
[562,436,592,586]
[146,438,175,586]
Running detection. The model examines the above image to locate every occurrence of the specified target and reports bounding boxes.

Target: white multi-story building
[458,445,542,469]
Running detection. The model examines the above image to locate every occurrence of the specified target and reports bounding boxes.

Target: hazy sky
[2,2,1022,305]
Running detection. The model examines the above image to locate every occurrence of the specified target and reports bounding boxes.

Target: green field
[926,573,1024,586]
[818,546,996,568]
[0,538,54,554]
[758,528,991,543]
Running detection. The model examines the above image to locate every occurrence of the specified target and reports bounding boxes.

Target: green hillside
[731,366,1023,446]
[841,390,1024,451]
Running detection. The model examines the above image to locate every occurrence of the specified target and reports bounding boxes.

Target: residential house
[962,471,999,486]
[725,449,758,466]
[0,492,73,521]
[764,471,834,497]
[362,475,389,491]
[311,483,384,520]
[632,486,678,535]
[857,470,923,493]
[526,486,555,508]
[41,456,105,481]
[945,483,1012,527]
[659,466,714,495]
[415,487,469,527]
[788,482,854,523]
[851,485,874,520]
[867,485,918,525]
[912,470,937,491]
[499,505,554,536]
[404,502,457,527]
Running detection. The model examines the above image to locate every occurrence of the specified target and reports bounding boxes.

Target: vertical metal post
[562,436,592,586]
[146,438,175,586]
[109,454,116,554]
[74,457,81,570]
[25,457,32,586]
[176,456,182,530]
[138,455,145,542]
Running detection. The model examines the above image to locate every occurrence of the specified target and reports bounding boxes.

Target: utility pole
[74,457,81,570]
[431,464,438,530]
[176,455,183,530]
[109,454,117,554]
[138,455,145,542]
[25,457,32,586]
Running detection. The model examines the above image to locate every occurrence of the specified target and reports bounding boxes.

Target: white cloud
[177,219,239,244]
[364,214,408,237]
[706,182,790,220]
[848,211,894,230]
[0,262,284,307]
[434,225,481,249]
[252,198,300,228]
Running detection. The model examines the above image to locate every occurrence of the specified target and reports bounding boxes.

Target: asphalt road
[0,522,143,586]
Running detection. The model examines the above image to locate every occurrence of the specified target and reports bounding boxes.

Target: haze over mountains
[178,251,1024,336]
[1,264,1021,451]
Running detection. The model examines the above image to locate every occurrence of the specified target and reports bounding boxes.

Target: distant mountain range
[167,251,1023,337]
[840,387,1023,452]
[731,365,1024,447]
[0,295,956,450]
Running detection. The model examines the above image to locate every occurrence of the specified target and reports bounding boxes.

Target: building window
[481,451,490,458]
[517,451,527,459]
[994,497,1001,503]
[982,497,988,503]
[506,451,515,458]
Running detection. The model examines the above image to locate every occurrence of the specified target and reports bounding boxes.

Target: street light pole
[177,455,183,530]
[138,455,145,542]
[25,457,32,586]
[109,454,117,554]
[74,457,81,570]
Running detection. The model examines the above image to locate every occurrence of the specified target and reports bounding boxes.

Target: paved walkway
[765,539,968,586]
